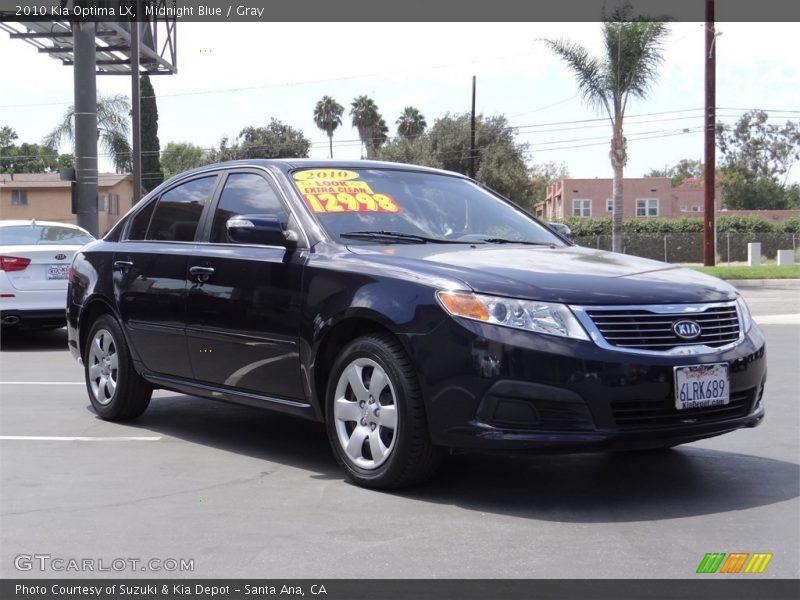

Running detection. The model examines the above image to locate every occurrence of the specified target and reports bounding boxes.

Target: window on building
[11,190,27,206]
[97,195,107,211]
[572,199,591,217]
[691,205,703,212]
[108,194,119,215]
[635,198,659,217]
[606,199,613,213]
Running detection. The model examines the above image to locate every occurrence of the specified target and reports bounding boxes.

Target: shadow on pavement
[111,394,340,480]
[0,327,68,352]
[111,393,799,523]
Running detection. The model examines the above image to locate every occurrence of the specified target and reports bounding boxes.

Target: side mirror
[547,222,571,239]
[226,214,298,247]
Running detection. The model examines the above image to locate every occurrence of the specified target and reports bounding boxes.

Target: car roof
[173,159,468,180]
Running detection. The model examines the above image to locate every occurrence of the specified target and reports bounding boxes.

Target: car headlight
[736,296,754,333]
[436,291,589,340]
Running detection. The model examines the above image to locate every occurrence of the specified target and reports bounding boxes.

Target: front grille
[586,304,740,351]
[611,388,754,430]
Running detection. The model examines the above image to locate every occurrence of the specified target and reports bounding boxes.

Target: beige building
[536,177,724,220]
[0,172,137,234]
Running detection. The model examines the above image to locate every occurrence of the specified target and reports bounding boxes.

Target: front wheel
[325,334,441,489]
[84,314,152,420]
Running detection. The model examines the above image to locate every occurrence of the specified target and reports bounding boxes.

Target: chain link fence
[572,232,800,264]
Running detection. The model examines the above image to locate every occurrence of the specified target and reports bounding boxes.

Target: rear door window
[145,176,218,242]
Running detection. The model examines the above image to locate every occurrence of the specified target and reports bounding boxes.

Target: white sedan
[0,220,94,329]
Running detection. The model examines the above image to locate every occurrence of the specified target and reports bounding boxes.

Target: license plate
[674,363,729,410]
[46,264,69,280]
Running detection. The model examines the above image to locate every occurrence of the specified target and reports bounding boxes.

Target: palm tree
[350,95,381,159]
[396,106,427,140]
[373,118,389,155]
[44,93,132,173]
[313,95,344,158]
[544,6,669,252]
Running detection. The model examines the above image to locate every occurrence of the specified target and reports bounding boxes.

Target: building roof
[0,173,131,189]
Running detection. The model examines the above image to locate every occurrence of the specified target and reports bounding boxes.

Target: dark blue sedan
[67,160,766,488]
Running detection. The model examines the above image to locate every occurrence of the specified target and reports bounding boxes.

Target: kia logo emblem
[55,253,67,260]
[673,320,702,340]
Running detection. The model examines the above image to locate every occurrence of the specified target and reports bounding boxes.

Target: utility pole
[703,0,716,266]
[72,21,98,237]
[469,76,476,179]
[131,19,142,205]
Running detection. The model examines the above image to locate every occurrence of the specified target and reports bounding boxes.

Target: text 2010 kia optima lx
[67,160,766,488]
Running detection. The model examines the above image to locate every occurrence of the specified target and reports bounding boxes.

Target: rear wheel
[325,334,441,489]
[84,314,152,420]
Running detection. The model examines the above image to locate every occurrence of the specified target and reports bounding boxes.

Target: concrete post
[747,242,761,267]
[72,21,98,237]
[776,249,795,266]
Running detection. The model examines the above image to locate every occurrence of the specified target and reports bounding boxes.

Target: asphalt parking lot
[1,283,798,579]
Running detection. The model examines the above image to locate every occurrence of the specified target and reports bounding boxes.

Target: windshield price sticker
[674,363,730,410]
[293,169,402,214]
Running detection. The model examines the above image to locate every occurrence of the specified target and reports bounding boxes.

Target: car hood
[346,243,737,305]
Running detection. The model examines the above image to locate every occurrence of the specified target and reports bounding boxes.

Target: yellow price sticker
[304,192,402,214]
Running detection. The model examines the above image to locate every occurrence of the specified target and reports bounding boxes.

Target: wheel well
[78,299,116,361]
[314,318,398,417]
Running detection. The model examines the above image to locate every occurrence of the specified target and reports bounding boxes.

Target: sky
[1,22,798,181]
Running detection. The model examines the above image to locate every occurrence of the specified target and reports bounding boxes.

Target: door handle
[113,260,134,271]
[189,265,215,282]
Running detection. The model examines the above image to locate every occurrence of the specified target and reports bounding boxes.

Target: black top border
[1,0,799,22]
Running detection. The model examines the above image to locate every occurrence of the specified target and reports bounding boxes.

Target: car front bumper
[408,318,767,451]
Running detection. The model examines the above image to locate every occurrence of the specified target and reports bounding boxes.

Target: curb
[724,279,800,289]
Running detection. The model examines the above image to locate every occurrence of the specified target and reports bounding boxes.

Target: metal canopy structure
[1,2,178,236]
[0,7,177,76]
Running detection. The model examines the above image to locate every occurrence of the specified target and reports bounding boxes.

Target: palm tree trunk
[328,134,333,159]
[610,112,626,253]
[611,158,624,253]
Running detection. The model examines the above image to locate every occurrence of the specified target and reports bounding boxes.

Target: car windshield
[290,168,564,245]
[0,225,94,246]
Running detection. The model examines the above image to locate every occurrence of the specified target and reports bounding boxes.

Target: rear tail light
[0,256,31,272]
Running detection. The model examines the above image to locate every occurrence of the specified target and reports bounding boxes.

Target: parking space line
[0,382,84,385]
[0,436,161,441]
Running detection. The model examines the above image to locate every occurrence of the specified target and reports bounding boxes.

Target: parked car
[1,219,94,329]
[67,160,766,488]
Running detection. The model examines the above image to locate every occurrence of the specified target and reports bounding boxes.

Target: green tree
[716,110,800,209]
[140,74,163,191]
[44,93,132,173]
[720,171,800,210]
[0,126,18,150]
[645,158,703,186]
[207,119,310,162]
[544,5,669,252]
[717,110,800,183]
[161,142,206,178]
[0,126,73,173]
[350,95,382,158]
[313,96,344,158]
[379,112,534,208]
[396,106,427,140]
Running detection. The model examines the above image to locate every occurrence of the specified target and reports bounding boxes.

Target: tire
[84,314,152,420]
[325,334,441,489]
